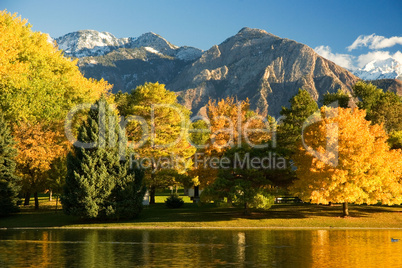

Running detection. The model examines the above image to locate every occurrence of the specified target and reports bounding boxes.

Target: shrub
[249,191,275,210]
[165,194,184,209]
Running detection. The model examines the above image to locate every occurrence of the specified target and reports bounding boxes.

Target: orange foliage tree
[14,123,68,209]
[291,107,402,216]
[191,97,271,188]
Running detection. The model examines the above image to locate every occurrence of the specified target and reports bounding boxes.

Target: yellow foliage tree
[0,10,111,207]
[291,107,402,216]
[117,82,196,204]
[0,10,111,123]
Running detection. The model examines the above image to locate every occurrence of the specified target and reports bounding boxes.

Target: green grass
[1,193,402,229]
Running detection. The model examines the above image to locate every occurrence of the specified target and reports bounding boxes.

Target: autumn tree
[205,97,250,156]
[192,97,282,208]
[0,10,110,124]
[0,10,111,204]
[116,82,195,204]
[0,115,21,216]
[291,107,402,217]
[194,97,272,188]
[62,97,145,219]
[190,97,249,189]
[14,123,66,209]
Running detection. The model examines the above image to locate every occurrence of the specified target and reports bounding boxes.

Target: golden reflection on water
[0,229,401,267]
[310,229,402,268]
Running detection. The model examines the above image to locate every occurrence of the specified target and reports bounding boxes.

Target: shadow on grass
[1,202,401,228]
[111,203,402,225]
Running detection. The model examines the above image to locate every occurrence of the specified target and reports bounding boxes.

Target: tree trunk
[149,161,156,205]
[24,192,31,206]
[343,202,349,217]
[55,195,58,213]
[149,185,156,205]
[227,196,233,205]
[244,202,250,215]
[49,190,52,201]
[34,192,39,210]
[193,185,200,204]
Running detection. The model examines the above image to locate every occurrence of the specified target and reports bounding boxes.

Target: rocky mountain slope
[55,28,360,116]
[55,30,203,92]
[370,79,402,95]
[168,28,359,116]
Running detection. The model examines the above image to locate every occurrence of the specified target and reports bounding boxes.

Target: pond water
[0,228,401,267]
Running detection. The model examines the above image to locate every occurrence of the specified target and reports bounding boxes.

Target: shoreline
[2,202,401,230]
[2,226,402,230]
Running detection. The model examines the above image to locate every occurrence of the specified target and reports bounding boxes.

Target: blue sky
[2,0,402,69]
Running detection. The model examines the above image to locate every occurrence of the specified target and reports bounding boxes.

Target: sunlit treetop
[0,10,111,124]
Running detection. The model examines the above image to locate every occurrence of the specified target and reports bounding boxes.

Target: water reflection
[0,229,401,267]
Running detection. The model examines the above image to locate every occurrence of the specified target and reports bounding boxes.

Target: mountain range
[54,28,400,116]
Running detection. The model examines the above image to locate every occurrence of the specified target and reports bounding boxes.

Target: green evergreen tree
[0,115,21,216]
[353,81,384,115]
[61,97,145,219]
[353,81,402,133]
[322,89,350,108]
[109,166,146,220]
[277,89,318,153]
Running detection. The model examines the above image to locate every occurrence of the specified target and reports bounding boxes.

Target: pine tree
[322,89,350,108]
[110,167,146,219]
[0,115,21,216]
[277,89,318,153]
[61,97,145,219]
[353,81,402,133]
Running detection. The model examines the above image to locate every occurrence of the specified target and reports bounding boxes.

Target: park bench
[275,197,303,204]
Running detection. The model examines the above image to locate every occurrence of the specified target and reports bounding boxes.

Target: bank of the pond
[1,202,401,229]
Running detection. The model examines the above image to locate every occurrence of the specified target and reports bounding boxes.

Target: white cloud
[356,51,394,68]
[314,45,355,70]
[314,44,402,72]
[347,34,402,51]
[393,51,402,64]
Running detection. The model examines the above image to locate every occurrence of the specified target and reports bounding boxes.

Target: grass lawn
[1,192,402,229]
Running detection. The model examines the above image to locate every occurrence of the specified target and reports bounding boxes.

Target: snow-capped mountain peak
[55,30,130,58]
[353,57,402,81]
[54,30,203,61]
[363,58,398,72]
[129,32,179,50]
